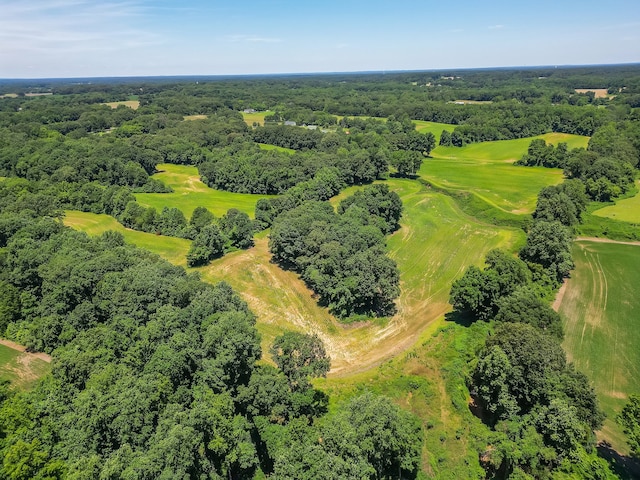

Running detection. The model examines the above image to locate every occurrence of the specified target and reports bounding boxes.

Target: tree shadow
[444,309,476,327]
[597,441,640,479]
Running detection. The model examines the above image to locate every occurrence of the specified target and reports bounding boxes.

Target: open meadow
[412,120,456,142]
[557,240,640,453]
[420,133,589,214]
[592,181,640,224]
[198,178,524,374]
[63,210,191,266]
[242,111,269,126]
[135,163,274,218]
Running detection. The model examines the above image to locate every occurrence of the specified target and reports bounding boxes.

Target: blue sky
[1,0,639,78]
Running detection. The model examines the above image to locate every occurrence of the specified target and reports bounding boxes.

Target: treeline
[0,189,423,479]
[517,119,639,201]
[447,168,615,476]
[269,184,402,319]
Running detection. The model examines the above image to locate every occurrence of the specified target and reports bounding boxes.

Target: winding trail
[576,237,640,246]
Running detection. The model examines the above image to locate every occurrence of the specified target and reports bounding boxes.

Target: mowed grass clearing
[63,210,191,267]
[557,240,640,453]
[242,111,269,126]
[420,133,589,214]
[103,100,140,109]
[258,143,295,154]
[135,163,274,219]
[0,344,50,390]
[198,179,524,375]
[413,120,456,143]
[591,181,640,223]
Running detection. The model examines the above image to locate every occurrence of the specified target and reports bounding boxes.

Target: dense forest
[1,65,639,478]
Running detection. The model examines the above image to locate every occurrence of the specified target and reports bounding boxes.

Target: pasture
[63,210,191,266]
[199,179,523,375]
[420,133,589,214]
[135,163,274,218]
[103,100,140,109]
[0,343,50,390]
[557,240,640,453]
[591,181,640,223]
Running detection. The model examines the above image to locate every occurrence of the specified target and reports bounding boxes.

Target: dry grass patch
[103,100,140,110]
[575,88,610,98]
[183,114,208,121]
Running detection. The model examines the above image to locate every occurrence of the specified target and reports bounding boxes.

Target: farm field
[557,240,640,453]
[592,181,640,223]
[198,178,524,374]
[63,210,191,266]
[420,133,589,214]
[0,343,50,390]
[135,163,273,218]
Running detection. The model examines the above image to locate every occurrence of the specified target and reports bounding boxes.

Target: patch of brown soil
[0,339,51,363]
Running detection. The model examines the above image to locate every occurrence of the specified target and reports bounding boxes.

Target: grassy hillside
[420,133,589,214]
[135,163,273,218]
[198,178,524,375]
[63,211,191,266]
[557,240,640,454]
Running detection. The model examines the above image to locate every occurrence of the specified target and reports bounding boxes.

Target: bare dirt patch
[0,339,51,363]
[575,88,609,98]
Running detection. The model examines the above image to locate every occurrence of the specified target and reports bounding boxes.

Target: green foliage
[269,196,400,318]
[618,395,640,456]
[270,331,330,392]
[520,220,574,282]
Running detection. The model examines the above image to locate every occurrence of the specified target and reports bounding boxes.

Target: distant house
[243,108,256,113]
[284,120,296,126]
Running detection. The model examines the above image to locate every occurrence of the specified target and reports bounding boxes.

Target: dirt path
[576,237,640,246]
[0,339,52,363]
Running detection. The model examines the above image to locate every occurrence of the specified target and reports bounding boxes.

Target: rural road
[0,339,52,363]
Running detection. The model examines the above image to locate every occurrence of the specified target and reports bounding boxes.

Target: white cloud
[0,0,161,57]
[488,24,504,30]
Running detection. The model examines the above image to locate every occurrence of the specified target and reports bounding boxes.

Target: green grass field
[420,133,589,214]
[0,344,50,390]
[198,178,524,375]
[63,211,191,266]
[592,181,640,223]
[136,164,274,219]
[413,120,456,142]
[258,143,295,153]
[558,240,640,454]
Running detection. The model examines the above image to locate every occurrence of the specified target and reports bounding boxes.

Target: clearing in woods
[575,88,611,98]
[199,178,523,375]
[242,111,269,126]
[102,100,140,109]
[135,163,274,218]
[412,120,456,142]
[63,210,191,267]
[591,181,640,223]
[556,239,640,453]
[420,133,589,214]
[0,342,51,390]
